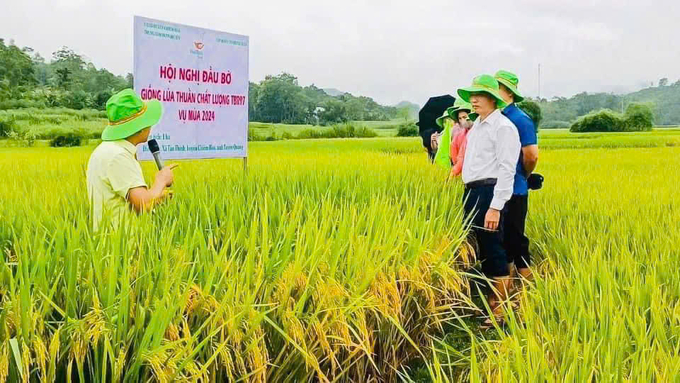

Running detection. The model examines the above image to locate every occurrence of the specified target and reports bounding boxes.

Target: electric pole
[538,63,541,100]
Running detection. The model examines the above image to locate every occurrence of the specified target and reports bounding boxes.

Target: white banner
[133,16,249,159]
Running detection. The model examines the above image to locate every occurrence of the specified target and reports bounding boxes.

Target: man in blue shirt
[495,70,539,283]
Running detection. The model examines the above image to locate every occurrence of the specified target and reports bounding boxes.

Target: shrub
[248,129,265,141]
[0,116,16,137]
[296,123,378,139]
[517,99,542,132]
[62,90,93,110]
[330,123,377,138]
[50,133,83,147]
[0,99,48,110]
[296,128,325,139]
[624,103,654,131]
[6,130,36,147]
[570,109,626,133]
[396,123,419,137]
[541,120,571,129]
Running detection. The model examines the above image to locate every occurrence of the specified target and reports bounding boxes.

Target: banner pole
[243,157,248,175]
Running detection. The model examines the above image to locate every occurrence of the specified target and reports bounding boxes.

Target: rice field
[1,132,679,381]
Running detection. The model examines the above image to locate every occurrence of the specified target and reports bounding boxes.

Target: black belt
[465,178,497,189]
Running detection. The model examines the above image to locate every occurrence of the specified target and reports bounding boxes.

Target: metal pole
[538,63,541,100]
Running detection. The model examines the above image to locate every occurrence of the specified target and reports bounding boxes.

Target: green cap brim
[101,99,163,141]
[496,78,524,102]
[468,112,479,121]
[457,87,507,109]
[447,106,472,120]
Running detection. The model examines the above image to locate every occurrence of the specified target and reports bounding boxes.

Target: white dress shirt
[462,109,521,211]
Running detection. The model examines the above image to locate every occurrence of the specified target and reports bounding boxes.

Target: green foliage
[396,122,419,137]
[248,128,265,141]
[541,80,680,126]
[0,39,36,88]
[0,40,130,111]
[517,99,542,131]
[252,73,312,124]
[318,98,348,125]
[570,104,655,133]
[541,120,570,129]
[0,115,16,137]
[49,132,83,147]
[0,140,472,381]
[623,102,654,131]
[297,123,377,139]
[430,144,680,381]
[249,73,397,125]
[570,109,626,133]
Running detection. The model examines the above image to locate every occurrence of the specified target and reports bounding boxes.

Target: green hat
[457,74,507,109]
[446,99,473,119]
[494,70,524,103]
[101,89,163,141]
[435,110,454,128]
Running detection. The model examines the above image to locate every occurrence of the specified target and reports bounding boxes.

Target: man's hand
[430,133,440,151]
[484,208,501,231]
[522,145,538,176]
[127,165,178,213]
[155,164,177,187]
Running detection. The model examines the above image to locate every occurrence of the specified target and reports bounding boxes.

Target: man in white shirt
[457,74,521,323]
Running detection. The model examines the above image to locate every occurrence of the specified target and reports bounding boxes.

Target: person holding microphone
[86,89,176,230]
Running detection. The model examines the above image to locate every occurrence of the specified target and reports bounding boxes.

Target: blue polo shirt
[502,104,537,195]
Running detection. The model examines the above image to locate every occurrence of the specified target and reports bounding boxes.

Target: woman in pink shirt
[449,101,476,178]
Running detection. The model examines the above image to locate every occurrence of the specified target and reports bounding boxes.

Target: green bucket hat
[457,74,507,109]
[101,89,163,141]
[435,110,454,128]
[446,99,473,120]
[495,70,524,103]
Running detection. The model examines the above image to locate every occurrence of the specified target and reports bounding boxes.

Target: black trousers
[463,185,509,278]
[503,194,530,269]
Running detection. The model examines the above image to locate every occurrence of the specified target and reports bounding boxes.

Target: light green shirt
[86,140,147,230]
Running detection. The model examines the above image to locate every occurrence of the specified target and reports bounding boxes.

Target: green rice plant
[0,139,476,382]
[426,145,680,381]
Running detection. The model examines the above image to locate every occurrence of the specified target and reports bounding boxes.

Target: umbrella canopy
[417,95,455,154]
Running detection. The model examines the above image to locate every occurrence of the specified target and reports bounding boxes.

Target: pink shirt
[449,127,470,176]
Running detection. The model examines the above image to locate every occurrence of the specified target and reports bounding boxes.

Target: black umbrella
[417,95,455,160]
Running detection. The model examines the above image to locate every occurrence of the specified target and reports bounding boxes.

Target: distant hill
[625,83,680,125]
[322,88,346,97]
[395,100,419,109]
[394,101,420,119]
[540,81,680,126]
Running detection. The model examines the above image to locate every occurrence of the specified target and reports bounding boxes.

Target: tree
[0,39,36,87]
[624,103,654,131]
[397,107,410,121]
[55,67,71,89]
[517,99,542,131]
[570,109,626,132]
[254,73,312,124]
[318,99,349,125]
[659,78,669,87]
[248,82,260,120]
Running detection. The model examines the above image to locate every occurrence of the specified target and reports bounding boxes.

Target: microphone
[147,139,164,170]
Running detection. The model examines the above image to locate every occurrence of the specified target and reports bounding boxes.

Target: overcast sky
[2,0,679,106]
